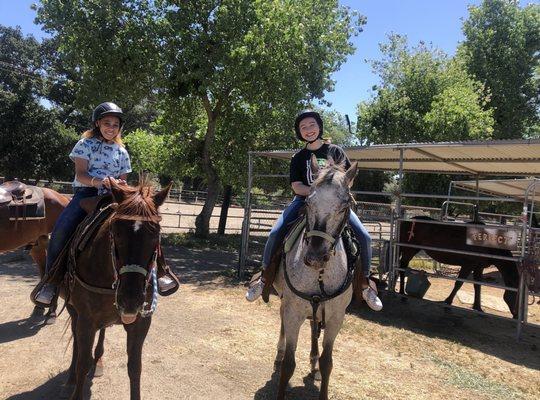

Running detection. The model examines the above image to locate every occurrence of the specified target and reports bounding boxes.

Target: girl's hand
[116,179,127,186]
[102,177,117,189]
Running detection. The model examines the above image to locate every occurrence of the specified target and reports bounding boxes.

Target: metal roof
[452,178,540,200]
[253,139,540,176]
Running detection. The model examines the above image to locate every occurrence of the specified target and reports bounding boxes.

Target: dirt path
[0,246,539,400]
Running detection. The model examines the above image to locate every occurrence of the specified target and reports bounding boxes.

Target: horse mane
[112,176,159,221]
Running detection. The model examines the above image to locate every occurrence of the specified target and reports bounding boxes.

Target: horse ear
[110,178,127,204]
[153,182,172,208]
[344,162,358,188]
[310,154,319,176]
[327,156,335,167]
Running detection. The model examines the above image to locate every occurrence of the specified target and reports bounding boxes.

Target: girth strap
[119,264,148,276]
[73,273,116,295]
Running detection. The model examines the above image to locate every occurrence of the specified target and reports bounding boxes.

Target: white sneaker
[245,278,264,302]
[158,276,176,292]
[362,286,383,311]
[35,283,56,306]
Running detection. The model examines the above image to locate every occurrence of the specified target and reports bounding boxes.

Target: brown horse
[0,187,69,318]
[62,179,171,400]
[398,216,519,317]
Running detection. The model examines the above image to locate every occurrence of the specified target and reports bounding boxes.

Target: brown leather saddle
[0,181,45,220]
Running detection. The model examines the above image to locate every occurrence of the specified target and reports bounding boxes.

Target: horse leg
[69,317,96,400]
[472,267,484,313]
[124,317,152,400]
[62,305,78,398]
[309,320,321,381]
[318,311,345,400]
[277,309,303,400]
[444,266,473,306]
[399,248,418,300]
[274,304,286,371]
[28,236,48,321]
[93,328,106,377]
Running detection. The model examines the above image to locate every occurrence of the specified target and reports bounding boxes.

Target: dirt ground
[0,246,539,400]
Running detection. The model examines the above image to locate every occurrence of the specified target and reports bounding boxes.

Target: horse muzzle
[304,252,330,269]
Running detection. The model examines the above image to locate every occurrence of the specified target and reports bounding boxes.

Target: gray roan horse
[273,155,358,400]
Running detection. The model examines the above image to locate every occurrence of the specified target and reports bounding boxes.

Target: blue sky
[0,0,533,118]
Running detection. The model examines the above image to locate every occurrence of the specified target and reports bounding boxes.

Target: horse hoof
[310,370,322,381]
[45,315,57,325]
[60,384,74,398]
[94,361,104,377]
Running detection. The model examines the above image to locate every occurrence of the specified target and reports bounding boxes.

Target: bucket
[405,269,431,299]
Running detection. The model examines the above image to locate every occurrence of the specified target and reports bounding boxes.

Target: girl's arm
[74,158,126,188]
[291,181,311,197]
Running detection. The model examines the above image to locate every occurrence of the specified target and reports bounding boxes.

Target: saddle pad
[0,186,45,220]
[284,218,306,253]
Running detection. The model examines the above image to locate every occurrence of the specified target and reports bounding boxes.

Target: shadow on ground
[5,370,92,400]
[348,291,540,371]
[254,370,320,400]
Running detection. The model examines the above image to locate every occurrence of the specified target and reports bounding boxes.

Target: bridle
[109,213,162,313]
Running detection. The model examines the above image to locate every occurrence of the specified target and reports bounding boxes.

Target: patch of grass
[162,232,242,252]
[430,356,524,400]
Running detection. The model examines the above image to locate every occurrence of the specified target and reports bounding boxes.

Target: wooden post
[218,185,233,235]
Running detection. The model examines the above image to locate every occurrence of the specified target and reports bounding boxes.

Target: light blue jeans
[262,196,372,277]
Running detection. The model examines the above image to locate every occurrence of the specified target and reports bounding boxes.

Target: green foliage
[0,26,78,180]
[123,128,169,176]
[357,34,494,144]
[458,0,540,139]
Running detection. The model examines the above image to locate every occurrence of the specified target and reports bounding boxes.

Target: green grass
[430,356,524,400]
[162,232,242,252]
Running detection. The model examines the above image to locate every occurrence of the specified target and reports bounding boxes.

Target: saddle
[261,216,361,303]
[0,181,45,221]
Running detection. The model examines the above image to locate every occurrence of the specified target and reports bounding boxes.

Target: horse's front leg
[124,316,152,400]
[444,266,472,306]
[70,317,97,400]
[309,319,321,381]
[274,303,286,371]
[472,267,484,313]
[277,307,304,400]
[94,328,106,377]
[318,308,346,400]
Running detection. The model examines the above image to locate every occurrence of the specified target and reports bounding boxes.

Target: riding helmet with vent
[92,102,124,125]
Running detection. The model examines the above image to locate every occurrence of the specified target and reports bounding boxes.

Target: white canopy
[253,139,540,176]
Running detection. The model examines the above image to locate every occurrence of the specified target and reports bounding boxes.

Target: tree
[458,0,540,138]
[0,25,77,180]
[357,34,494,144]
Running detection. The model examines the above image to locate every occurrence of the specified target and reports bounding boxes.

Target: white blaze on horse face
[133,221,142,232]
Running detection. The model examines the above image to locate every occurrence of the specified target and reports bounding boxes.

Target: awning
[253,139,540,176]
[452,178,540,200]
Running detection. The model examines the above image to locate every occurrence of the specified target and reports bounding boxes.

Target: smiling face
[299,117,320,142]
[97,115,121,142]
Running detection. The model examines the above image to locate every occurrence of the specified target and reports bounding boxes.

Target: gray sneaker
[245,278,264,302]
[362,286,383,311]
[35,283,56,306]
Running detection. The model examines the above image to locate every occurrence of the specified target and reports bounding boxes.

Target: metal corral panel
[253,139,540,176]
[453,178,540,200]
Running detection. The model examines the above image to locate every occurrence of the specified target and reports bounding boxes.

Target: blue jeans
[45,186,98,273]
[262,196,372,277]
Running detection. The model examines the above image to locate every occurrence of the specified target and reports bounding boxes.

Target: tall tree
[458,0,540,138]
[357,34,494,144]
[0,26,76,180]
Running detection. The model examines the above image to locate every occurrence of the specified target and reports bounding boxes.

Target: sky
[0,0,535,119]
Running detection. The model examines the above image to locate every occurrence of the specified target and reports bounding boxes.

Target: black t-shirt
[289,143,351,186]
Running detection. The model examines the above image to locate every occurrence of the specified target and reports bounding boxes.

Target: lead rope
[140,265,158,317]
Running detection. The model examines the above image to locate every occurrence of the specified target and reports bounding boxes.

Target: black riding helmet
[92,102,124,126]
[294,110,323,142]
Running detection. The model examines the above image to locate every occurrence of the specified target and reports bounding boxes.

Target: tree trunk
[195,95,221,237]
